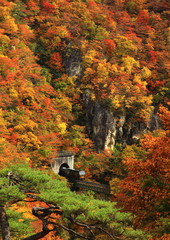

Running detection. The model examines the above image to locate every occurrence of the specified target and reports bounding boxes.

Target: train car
[59,165,85,182]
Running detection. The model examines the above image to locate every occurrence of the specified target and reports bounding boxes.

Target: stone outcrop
[85,100,160,151]
[63,48,82,78]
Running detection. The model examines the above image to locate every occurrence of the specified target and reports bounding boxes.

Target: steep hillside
[0,0,170,239]
[0,0,169,161]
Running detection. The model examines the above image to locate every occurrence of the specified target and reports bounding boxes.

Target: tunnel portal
[51,151,74,174]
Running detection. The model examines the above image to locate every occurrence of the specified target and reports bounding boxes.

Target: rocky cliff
[85,100,160,151]
[64,47,160,151]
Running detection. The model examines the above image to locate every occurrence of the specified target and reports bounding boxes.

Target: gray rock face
[85,100,160,151]
[63,48,82,78]
[85,101,123,150]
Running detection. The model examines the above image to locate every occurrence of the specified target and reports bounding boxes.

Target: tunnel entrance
[51,151,74,174]
[59,163,70,176]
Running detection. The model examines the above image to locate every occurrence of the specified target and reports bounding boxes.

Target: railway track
[74,180,110,195]
[59,167,111,195]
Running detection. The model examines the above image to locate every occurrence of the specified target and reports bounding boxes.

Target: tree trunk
[0,207,11,240]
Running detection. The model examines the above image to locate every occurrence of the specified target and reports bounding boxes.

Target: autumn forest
[0,0,169,239]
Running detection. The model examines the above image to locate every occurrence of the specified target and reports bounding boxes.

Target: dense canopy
[0,0,169,239]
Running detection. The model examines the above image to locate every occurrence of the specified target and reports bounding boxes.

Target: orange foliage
[12,200,63,240]
[118,106,170,231]
[49,52,63,70]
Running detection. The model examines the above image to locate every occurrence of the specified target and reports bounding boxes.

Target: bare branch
[32,206,62,218]
[70,220,96,239]
[68,216,119,240]
[95,226,121,240]
[48,221,89,239]
[22,230,51,240]
[23,199,37,203]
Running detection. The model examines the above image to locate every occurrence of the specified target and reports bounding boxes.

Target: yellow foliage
[0,34,10,54]
[122,145,140,160]
[55,26,70,38]
[140,95,152,105]
[81,39,88,51]
[133,74,141,84]
[14,124,25,132]
[55,96,72,112]
[41,35,61,49]
[111,95,122,109]
[95,26,110,40]
[122,56,140,73]
[20,85,35,104]
[125,96,136,108]
[0,7,9,20]
[114,35,138,56]
[14,119,38,133]
[91,93,96,100]
[4,18,18,33]
[110,64,118,72]
[83,67,95,77]
[82,49,96,67]
[0,34,10,44]
[9,88,19,99]
[11,204,36,220]
[110,178,121,195]
[25,120,38,131]
[96,61,109,79]
[17,132,42,149]
[58,122,67,135]
[133,76,147,91]
[0,109,7,128]
[0,6,18,34]
[110,85,116,95]
[137,104,153,121]
[141,66,152,79]
[0,109,3,117]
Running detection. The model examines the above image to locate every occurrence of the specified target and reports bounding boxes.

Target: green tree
[0,164,149,240]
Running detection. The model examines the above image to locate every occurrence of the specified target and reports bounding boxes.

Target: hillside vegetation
[0,0,169,239]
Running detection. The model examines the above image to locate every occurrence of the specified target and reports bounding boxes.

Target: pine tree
[0,164,149,240]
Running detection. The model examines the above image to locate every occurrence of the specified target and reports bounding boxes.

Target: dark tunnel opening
[59,163,70,176]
